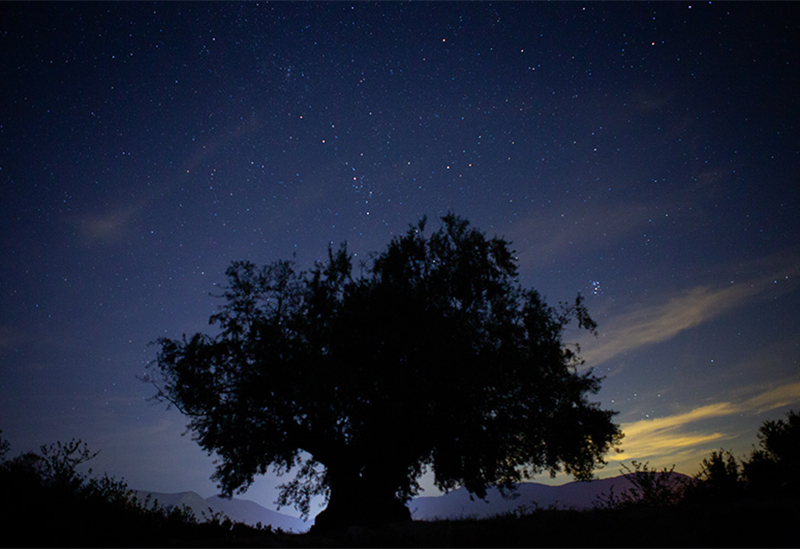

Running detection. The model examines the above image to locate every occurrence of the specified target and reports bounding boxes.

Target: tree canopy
[743,409,800,495]
[148,214,622,529]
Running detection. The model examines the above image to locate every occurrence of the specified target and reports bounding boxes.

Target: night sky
[2,2,799,519]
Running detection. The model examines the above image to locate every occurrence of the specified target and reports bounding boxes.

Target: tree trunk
[312,466,411,533]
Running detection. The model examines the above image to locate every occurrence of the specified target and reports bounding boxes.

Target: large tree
[148,214,621,530]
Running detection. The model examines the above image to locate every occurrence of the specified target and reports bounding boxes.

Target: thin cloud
[742,382,800,415]
[509,199,652,272]
[67,116,260,249]
[507,170,730,274]
[582,284,760,366]
[613,402,735,461]
[0,325,26,349]
[621,402,736,440]
[609,432,731,462]
[72,203,143,246]
[580,265,800,366]
[611,382,800,462]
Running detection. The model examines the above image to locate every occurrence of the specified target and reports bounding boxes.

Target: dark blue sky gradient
[2,2,799,518]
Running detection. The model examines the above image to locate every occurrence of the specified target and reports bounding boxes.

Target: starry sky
[2,2,799,519]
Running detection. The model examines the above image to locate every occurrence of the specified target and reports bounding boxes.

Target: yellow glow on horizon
[611,383,800,463]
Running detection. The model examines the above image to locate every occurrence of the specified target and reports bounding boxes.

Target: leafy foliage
[595,461,687,510]
[686,410,800,503]
[0,431,9,461]
[688,449,743,500]
[148,214,622,527]
[742,409,800,495]
[0,435,270,547]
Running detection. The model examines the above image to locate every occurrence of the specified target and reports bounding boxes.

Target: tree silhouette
[148,214,622,530]
[0,435,268,546]
[690,449,743,500]
[595,460,686,510]
[743,409,800,495]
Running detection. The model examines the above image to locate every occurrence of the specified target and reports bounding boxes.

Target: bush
[595,461,688,510]
[0,433,271,547]
[687,449,744,501]
[742,409,800,495]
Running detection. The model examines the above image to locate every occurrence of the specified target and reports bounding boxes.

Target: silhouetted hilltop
[133,490,309,532]
[411,473,693,520]
[133,473,691,532]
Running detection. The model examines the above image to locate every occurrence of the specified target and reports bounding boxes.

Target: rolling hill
[132,490,309,533]
[410,473,692,520]
[132,472,691,533]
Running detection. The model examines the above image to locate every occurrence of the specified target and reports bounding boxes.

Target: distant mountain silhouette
[410,473,693,520]
[133,490,309,532]
[130,473,690,531]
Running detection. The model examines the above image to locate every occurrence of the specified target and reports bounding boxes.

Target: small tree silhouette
[595,461,686,509]
[148,213,623,530]
[0,431,9,461]
[0,434,263,546]
[743,409,800,495]
[689,449,743,500]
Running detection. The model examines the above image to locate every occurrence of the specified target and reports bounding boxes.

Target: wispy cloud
[505,171,729,274]
[582,284,760,366]
[0,325,26,349]
[66,116,262,249]
[69,201,147,247]
[741,383,800,415]
[611,382,800,463]
[508,199,653,272]
[612,403,735,462]
[580,260,800,366]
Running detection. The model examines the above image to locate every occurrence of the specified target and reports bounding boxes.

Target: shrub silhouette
[0,433,265,547]
[686,449,744,501]
[743,409,800,496]
[147,213,622,531]
[595,461,687,510]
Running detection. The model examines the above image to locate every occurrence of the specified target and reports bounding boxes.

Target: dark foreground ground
[7,495,798,547]
[167,496,799,548]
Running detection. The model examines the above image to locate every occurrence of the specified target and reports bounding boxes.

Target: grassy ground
[168,495,800,548]
[6,488,798,547]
